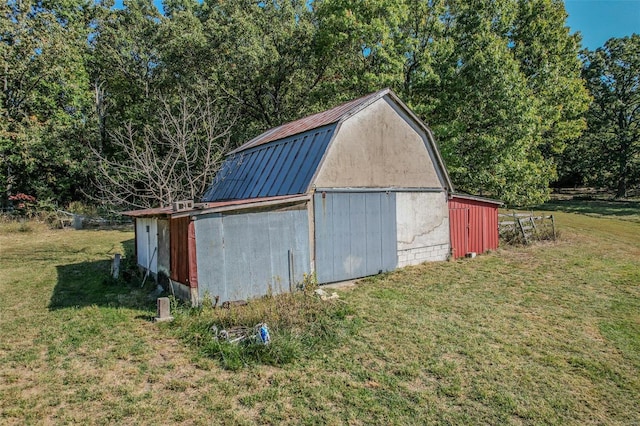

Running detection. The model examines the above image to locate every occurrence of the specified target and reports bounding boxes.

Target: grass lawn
[0,207,638,424]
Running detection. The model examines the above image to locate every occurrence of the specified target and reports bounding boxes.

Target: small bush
[166,290,359,370]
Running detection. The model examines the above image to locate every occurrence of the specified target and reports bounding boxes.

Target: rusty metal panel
[170,216,190,285]
[229,90,386,154]
[314,191,396,284]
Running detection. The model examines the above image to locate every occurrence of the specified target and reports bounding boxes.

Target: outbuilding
[448,194,502,259]
[124,88,498,305]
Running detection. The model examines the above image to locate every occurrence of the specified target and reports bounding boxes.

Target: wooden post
[154,297,174,322]
[518,217,529,244]
[111,254,121,279]
[550,215,556,241]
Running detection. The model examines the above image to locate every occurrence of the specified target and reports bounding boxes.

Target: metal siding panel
[222,154,252,200]
[365,193,383,274]
[193,214,225,302]
[293,210,311,283]
[248,145,279,199]
[314,192,334,284]
[255,143,286,198]
[285,133,317,195]
[450,196,501,257]
[349,193,367,278]
[381,192,397,271]
[449,208,468,259]
[294,129,333,193]
[267,211,289,293]
[203,125,335,202]
[237,149,268,199]
[314,191,396,283]
[332,193,352,280]
[269,135,306,197]
[202,210,310,302]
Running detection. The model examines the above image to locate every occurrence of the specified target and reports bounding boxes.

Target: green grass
[0,211,639,424]
[534,192,640,223]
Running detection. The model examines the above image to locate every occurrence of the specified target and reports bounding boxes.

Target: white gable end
[312,96,444,189]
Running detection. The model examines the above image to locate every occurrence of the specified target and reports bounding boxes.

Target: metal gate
[314,191,397,283]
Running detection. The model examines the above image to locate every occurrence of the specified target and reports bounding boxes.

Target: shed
[448,194,502,259]
[124,88,497,305]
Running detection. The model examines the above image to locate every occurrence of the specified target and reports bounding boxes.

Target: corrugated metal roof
[202,124,336,202]
[229,88,390,155]
[201,87,454,203]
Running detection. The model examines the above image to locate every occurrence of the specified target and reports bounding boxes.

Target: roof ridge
[229,88,391,155]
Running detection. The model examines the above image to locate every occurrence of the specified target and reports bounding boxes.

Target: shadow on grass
[537,199,640,221]
[49,239,157,311]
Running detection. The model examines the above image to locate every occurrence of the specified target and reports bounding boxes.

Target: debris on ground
[210,323,270,345]
[314,288,339,301]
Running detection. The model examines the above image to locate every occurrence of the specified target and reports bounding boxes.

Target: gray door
[314,191,397,283]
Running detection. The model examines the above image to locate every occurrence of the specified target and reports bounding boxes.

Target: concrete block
[154,297,174,322]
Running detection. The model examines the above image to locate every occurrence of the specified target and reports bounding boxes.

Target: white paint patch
[344,255,363,275]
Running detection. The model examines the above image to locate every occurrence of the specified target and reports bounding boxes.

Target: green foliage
[2,0,591,208]
[562,35,640,197]
[0,0,94,205]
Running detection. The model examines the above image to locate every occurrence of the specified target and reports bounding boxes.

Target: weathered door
[314,192,397,283]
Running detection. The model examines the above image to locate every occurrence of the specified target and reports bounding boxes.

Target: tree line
[1,0,637,210]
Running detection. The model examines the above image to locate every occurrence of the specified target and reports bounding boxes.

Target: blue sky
[564,0,640,50]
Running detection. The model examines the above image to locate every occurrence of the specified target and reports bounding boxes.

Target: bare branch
[91,85,236,209]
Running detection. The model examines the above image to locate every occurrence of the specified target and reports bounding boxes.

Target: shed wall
[314,191,397,283]
[135,218,158,274]
[193,207,310,303]
[449,197,499,258]
[170,216,190,285]
[313,98,443,189]
[396,191,450,266]
[157,219,170,277]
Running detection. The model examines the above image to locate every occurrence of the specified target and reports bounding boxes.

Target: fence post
[518,217,529,244]
[550,215,556,241]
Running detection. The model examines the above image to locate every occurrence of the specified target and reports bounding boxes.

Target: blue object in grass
[259,323,271,345]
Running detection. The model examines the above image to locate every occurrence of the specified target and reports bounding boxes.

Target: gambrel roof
[202,88,453,202]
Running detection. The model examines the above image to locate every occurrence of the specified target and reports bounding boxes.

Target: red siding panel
[449,208,468,259]
[448,196,499,258]
[170,217,190,285]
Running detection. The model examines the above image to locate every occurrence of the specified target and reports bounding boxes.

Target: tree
[0,0,94,205]
[575,35,640,197]
[93,87,235,209]
[88,0,165,154]
[511,0,590,164]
